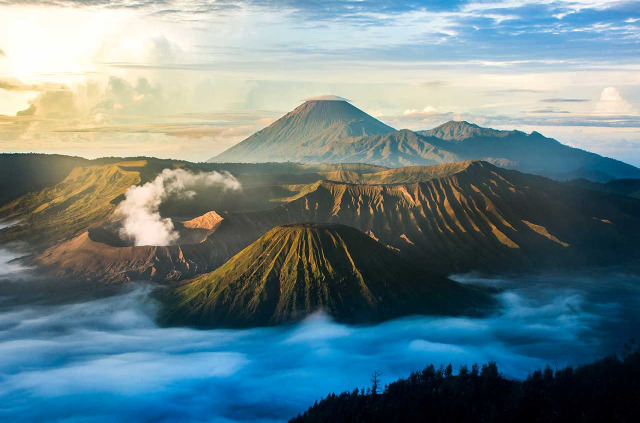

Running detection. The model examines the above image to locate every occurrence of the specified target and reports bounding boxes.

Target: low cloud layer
[116,168,240,246]
[0,248,29,278]
[0,252,639,422]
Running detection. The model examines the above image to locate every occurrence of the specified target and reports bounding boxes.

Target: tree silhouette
[291,347,640,423]
[370,370,382,395]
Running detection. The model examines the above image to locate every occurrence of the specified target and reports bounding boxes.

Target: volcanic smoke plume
[116,168,241,246]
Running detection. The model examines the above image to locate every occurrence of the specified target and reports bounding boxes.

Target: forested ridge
[291,344,640,423]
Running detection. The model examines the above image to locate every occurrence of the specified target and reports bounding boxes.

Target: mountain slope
[419,121,640,181]
[421,120,513,141]
[568,178,640,199]
[0,153,91,206]
[33,161,640,282]
[162,223,490,327]
[212,98,640,181]
[207,161,640,274]
[0,161,144,245]
[319,121,640,180]
[211,99,395,163]
[317,129,458,167]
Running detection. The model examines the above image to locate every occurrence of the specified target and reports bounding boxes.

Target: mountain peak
[302,95,350,102]
[421,120,493,141]
[287,97,366,121]
[441,120,480,129]
[163,223,487,327]
[212,99,395,163]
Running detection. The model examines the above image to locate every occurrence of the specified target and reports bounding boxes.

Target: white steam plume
[115,168,241,246]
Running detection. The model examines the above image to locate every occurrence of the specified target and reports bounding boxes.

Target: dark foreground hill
[0,153,90,205]
[291,347,640,423]
[568,178,640,199]
[161,224,491,327]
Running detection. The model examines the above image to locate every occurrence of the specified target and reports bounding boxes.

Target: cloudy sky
[0,0,639,164]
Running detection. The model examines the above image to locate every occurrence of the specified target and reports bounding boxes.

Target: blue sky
[0,0,639,163]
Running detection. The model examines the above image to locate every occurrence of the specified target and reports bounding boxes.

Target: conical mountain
[210,98,395,163]
[213,97,640,180]
[162,223,490,327]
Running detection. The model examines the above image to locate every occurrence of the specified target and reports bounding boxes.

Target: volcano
[162,223,490,327]
[210,98,640,181]
[211,97,395,163]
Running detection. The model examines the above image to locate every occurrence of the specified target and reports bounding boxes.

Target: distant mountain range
[211,99,640,182]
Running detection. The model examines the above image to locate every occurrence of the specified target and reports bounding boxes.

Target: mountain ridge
[25,160,640,283]
[209,99,640,181]
[420,120,515,141]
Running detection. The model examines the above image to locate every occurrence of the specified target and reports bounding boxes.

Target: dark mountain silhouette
[0,153,90,205]
[290,347,640,423]
[161,223,491,327]
[568,178,640,199]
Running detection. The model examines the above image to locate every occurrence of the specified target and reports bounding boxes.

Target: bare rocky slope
[210,160,640,274]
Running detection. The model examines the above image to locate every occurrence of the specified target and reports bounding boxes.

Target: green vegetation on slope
[0,153,90,205]
[162,223,490,327]
[0,155,387,247]
[0,160,144,245]
[22,159,640,283]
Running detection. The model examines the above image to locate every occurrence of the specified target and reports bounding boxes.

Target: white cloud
[595,87,634,115]
[402,106,440,118]
[116,168,241,246]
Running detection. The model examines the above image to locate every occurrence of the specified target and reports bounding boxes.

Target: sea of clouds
[0,249,638,422]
